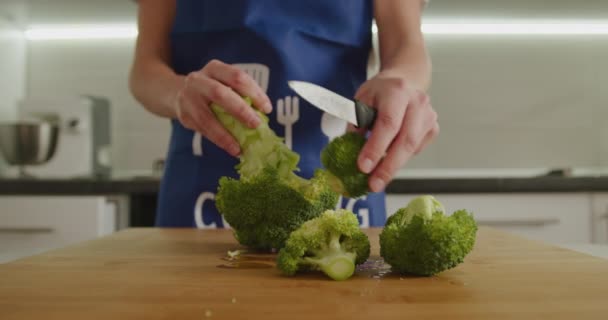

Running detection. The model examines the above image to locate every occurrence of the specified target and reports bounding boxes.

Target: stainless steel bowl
[0,122,60,166]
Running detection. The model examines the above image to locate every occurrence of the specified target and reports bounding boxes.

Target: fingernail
[370,177,385,192]
[248,116,261,128]
[360,158,373,173]
[229,145,240,156]
[264,102,272,113]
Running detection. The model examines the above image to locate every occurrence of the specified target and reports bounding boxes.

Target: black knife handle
[354,100,377,129]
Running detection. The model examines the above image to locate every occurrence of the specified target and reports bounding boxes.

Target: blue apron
[157,0,386,228]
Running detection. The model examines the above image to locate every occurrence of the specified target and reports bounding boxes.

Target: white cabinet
[0,196,121,263]
[386,193,593,246]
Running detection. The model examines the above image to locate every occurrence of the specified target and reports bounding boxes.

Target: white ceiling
[1,0,607,28]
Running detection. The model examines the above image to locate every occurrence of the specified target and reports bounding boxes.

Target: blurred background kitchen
[1,0,607,263]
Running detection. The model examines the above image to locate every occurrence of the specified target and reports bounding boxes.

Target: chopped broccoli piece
[213,97,338,250]
[277,209,370,281]
[380,195,478,276]
[321,132,369,198]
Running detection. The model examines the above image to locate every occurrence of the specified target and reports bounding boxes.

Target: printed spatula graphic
[277,96,299,150]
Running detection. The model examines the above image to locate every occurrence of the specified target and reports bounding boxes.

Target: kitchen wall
[25,35,607,173]
[0,3,26,174]
[0,18,26,122]
[406,35,608,169]
[18,1,608,174]
[26,39,170,174]
[20,0,168,174]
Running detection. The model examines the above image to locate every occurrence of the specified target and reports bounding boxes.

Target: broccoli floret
[213,98,339,250]
[379,195,478,276]
[216,168,338,249]
[321,132,369,198]
[277,209,370,281]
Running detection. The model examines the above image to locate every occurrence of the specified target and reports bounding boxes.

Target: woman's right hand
[174,59,272,157]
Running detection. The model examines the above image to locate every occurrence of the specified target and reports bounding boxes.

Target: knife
[288,81,377,129]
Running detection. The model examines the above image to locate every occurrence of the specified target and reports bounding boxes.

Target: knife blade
[288,81,377,129]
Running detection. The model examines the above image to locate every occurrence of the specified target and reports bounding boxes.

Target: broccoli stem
[303,234,357,281]
[312,255,355,281]
[328,234,341,252]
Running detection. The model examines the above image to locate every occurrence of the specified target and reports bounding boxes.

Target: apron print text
[194,191,231,229]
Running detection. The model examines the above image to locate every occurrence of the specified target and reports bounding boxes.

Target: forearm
[379,39,431,91]
[374,0,432,91]
[129,0,180,119]
[129,59,184,119]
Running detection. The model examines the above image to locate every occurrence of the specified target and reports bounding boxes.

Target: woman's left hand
[354,71,439,192]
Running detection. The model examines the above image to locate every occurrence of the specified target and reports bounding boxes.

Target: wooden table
[1,227,607,319]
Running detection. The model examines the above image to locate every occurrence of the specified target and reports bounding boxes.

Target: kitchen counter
[0,227,607,319]
[3,174,608,229]
[0,176,160,195]
[2,175,608,195]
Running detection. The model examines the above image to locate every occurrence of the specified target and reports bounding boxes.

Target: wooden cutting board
[0,227,607,319]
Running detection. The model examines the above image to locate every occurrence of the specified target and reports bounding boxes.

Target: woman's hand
[354,71,439,192]
[174,59,272,156]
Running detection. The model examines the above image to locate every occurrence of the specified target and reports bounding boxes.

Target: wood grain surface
[1,227,607,319]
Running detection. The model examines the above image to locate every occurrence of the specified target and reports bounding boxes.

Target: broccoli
[211,97,299,179]
[379,195,478,276]
[213,98,339,250]
[321,132,369,198]
[216,168,338,250]
[277,209,370,281]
